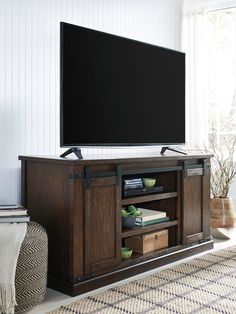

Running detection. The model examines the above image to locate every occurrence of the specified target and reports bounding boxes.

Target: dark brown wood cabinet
[84,174,121,275]
[181,160,211,245]
[19,153,213,296]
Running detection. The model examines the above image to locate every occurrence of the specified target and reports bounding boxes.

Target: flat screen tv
[60,22,185,151]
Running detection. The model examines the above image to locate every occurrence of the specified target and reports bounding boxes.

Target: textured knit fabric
[15,222,48,313]
[0,223,27,314]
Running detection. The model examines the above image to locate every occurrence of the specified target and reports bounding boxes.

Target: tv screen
[60,22,185,147]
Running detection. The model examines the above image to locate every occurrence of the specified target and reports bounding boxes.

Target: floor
[27,230,236,314]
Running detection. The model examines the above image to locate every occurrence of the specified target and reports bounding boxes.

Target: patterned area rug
[49,246,236,314]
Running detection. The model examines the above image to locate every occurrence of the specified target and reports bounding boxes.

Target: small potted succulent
[121,205,142,228]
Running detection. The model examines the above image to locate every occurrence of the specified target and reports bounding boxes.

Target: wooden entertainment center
[19,153,213,296]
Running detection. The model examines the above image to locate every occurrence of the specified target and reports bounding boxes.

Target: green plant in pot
[121,205,142,228]
[208,128,236,238]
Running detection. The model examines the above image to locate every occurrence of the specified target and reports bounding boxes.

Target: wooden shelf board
[121,192,178,206]
[121,220,178,238]
[120,244,182,267]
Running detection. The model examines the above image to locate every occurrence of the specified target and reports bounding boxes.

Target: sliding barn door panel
[182,162,211,244]
[84,175,121,275]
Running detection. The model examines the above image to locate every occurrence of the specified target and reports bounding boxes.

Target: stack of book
[135,208,169,226]
[123,178,143,190]
[123,178,164,197]
[0,205,30,223]
[123,178,143,195]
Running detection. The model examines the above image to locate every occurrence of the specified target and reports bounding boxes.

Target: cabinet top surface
[19,152,213,165]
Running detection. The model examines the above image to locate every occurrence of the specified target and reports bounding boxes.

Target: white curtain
[182,0,236,148]
[182,8,208,148]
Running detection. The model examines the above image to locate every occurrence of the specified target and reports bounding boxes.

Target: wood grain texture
[121,192,178,206]
[181,160,211,245]
[20,154,212,295]
[48,241,214,296]
[183,175,202,236]
[202,164,211,235]
[70,165,85,279]
[122,220,178,238]
[124,229,168,254]
[84,176,121,275]
[23,162,73,279]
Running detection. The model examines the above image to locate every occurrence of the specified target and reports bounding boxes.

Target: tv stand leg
[60,147,83,159]
[160,146,187,156]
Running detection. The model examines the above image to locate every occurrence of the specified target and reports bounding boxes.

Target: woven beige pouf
[15,222,48,313]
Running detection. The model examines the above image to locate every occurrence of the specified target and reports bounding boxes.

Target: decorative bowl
[142,178,156,187]
[121,247,133,259]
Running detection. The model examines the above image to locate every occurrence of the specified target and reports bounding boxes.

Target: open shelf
[121,191,178,206]
[121,219,178,238]
[120,244,182,267]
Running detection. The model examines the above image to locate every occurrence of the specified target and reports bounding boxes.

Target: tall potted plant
[209,129,236,237]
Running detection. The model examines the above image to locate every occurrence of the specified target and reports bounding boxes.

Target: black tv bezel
[60,22,186,148]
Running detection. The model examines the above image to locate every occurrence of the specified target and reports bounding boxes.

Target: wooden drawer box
[125,229,168,254]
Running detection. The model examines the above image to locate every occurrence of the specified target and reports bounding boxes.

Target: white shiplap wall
[0,0,183,204]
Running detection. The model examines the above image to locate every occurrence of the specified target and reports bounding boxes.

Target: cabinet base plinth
[48,240,213,296]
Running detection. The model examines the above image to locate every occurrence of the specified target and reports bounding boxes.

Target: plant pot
[211,197,235,228]
[122,216,136,228]
[211,197,235,239]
